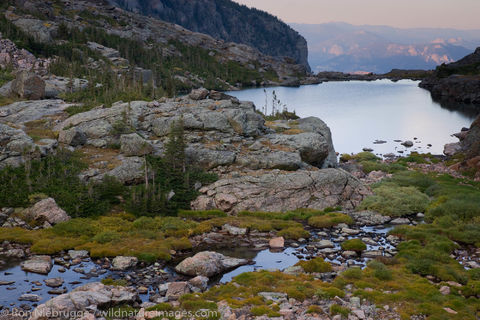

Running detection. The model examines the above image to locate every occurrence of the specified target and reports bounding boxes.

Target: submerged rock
[175,251,248,277]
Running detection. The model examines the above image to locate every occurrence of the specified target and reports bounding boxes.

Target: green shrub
[359,184,430,217]
[178,210,227,220]
[341,239,366,252]
[330,304,350,317]
[316,287,345,299]
[307,212,353,228]
[342,267,363,280]
[93,231,121,244]
[368,261,392,280]
[295,257,332,273]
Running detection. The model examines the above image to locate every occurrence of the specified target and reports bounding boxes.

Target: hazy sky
[233,0,480,30]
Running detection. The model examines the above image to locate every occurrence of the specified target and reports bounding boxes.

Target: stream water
[0,224,400,309]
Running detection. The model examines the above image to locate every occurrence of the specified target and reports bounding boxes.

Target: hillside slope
[109,0,310,71]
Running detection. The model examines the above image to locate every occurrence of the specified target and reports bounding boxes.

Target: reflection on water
[227,80,479,156]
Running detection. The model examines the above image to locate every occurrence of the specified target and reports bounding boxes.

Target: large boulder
[24,198,70,225]
[192,169,371,213]
[21,255,52,275]
[175,251,249,277]
[30,282,140,320]
[112,256,138,270]
[10,70,45,100]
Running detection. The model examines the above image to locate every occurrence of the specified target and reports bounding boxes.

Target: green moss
[101,278,128,286]
[295,258,332,273]
[307,212,353,228]
[341,239,367,252]
[277,227,310,240]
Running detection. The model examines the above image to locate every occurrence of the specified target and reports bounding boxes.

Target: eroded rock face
[30,282,140,320]
[192,169,371,213]
[175,251,249,277]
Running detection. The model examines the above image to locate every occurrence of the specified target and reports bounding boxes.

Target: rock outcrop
[51,95,337,182]
[192,168,371,213]
[420,47,480,104]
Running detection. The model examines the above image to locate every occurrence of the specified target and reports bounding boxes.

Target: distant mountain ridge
[292,22,480,73]
[109,0,310,71]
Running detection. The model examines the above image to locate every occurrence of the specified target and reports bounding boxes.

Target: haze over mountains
[292,22,480,74]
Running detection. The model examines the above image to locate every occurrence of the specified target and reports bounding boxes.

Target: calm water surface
[227,80,479,155]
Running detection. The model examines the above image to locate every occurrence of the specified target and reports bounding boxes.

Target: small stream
[0,224,400,310]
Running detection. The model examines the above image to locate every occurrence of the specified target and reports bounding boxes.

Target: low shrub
[367,260,392,280]
[295,257,332,273]
[359,184,430,217]
[277,227,310,240]
[178,210,227,220]
[330,304,350,317]
[341,239,367,252]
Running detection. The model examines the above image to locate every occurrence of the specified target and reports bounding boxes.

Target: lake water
[227,80,479,156]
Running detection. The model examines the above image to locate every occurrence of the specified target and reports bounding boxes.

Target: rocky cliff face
[419,48,480,104]
[109,0,310,71]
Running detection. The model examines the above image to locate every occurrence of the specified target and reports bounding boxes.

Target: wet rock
[44,278,64,288]
[341,227,360,235]
[401,141,414,147]
[390,217,410,225]
[342,251,357,259]
[222,224,247,235]
[362,250,383,258]
[4,248,25,258]
[24,198,70,225]
[165,282,190,300]
[68,250,89,260]
[269,237,285,249]
[0,281,15,286]
[175,251,248,277]
[188,276,209,292]
[112,256,138,271]
[21,256,52,275]
[348,211,391,226]
[18,294,41,302]
[314,240,334,249]
[30,282,140,320]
